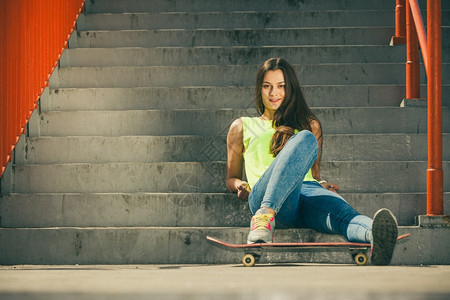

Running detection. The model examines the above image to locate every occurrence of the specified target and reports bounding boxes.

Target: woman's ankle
[257,207,276,216]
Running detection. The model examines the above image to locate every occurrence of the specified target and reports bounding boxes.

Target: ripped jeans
[248,130,372,243]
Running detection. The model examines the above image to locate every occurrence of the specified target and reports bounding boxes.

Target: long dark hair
[254,58,322,156]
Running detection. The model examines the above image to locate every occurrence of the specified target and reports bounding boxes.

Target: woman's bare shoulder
[309,119,321,131]
[309,119,322,140]
[229,117,243,133]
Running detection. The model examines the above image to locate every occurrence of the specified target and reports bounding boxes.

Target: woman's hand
[321,182,340,193]
[237,181,251,201]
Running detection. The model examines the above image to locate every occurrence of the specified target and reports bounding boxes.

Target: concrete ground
[0,264,449,299]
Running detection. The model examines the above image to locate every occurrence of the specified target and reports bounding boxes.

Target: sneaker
[370,208,398,265]
[247,208,275,244]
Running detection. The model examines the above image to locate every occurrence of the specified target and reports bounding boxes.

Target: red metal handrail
[409,0,429,72]
[392,0,443,216]
[0,0,86,178]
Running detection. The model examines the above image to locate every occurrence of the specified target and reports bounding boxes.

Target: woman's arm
[226,118,251,201]
[310,120,339,193]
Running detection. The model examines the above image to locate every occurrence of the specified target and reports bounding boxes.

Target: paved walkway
[0,264,449,299]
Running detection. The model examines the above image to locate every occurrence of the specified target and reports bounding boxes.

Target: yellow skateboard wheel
[242,254,256,267]
[354,253,368,266]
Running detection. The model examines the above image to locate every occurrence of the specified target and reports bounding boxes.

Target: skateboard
[206,234,411,267]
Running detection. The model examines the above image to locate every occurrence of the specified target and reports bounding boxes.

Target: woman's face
[261,69,286,113]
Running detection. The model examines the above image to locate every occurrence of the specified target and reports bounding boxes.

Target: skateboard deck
[206,234,411,267]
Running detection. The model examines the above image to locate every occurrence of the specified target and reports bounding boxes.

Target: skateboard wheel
[354,253,368,266]
[242,254,256,267]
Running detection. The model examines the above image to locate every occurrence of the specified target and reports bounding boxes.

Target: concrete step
[50,63,450,88]
[4,161,450,194]
[76,11,397,31]
[14,135,227,164]
[44,85,450,111]
[13,134,450,164]
[68,27,399,48]
[69,26,450,48]
[29,107,450,137]
[60,46,410,67]
[0,193,250,228]
[1,193,449,228]
[0,225,448,265]
[85,0,448,14]
[78,10,450,31]
[50,64,450,88]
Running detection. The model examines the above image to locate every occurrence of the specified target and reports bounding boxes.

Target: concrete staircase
[1,0,449,265]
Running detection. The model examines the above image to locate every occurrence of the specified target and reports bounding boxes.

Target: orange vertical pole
[10,1,19,154]
[426,0,443,216]
[22,1,28,135]
[56,0,61,66]
[391,0,406,45]
[5,0,13,169]
[20,2,27,138]
[0,0,5,174]
[406,0,420,99]
[44,0,49,86]
[30,0,38,119]
[41,1,46,90]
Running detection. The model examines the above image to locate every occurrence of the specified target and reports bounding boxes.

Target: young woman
[226,58,398,265]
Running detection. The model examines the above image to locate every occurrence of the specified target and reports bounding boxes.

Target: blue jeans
[248,130,372,243]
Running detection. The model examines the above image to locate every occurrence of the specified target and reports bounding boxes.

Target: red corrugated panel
[0,0,86,178]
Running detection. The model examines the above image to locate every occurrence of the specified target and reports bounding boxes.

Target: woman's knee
[296,130,317,143]
[288,130,318,158]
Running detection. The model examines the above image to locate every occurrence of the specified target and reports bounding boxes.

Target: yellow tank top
[242,117,317,189]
